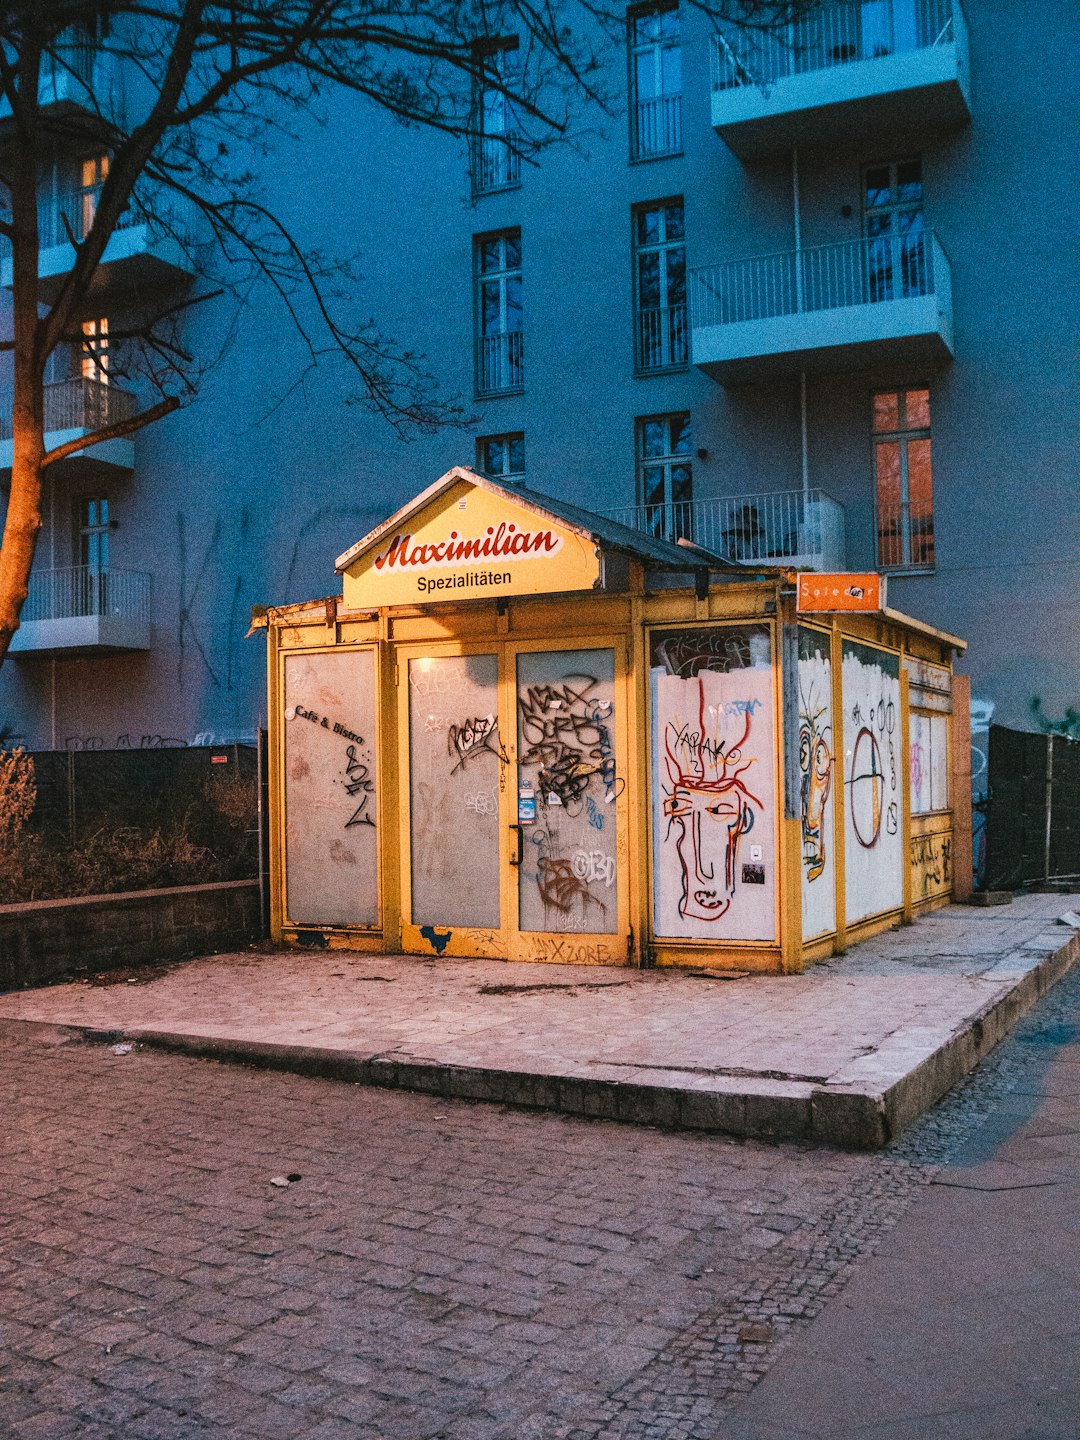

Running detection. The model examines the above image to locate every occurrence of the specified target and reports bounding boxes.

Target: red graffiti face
[663,679,763,923]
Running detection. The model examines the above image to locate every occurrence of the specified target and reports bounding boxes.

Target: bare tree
[0,0,804,665]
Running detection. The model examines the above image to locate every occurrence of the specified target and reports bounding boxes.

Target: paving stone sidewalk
[0,895,1076,1148]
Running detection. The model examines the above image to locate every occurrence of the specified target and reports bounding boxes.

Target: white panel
[929,712,949,810]
[909,711,932,814]
[798,627,836,940]
[842,641,902,924]
[651,627,776,943]
[284,649,378,927]
[409,654,502,930]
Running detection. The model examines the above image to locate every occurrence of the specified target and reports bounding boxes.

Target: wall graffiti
[447,714,506,773]
[517,650,620,936]
[970,696,994,887]
[798,628,835,940]
[911,831,952,899]
[842,642,902,925]
[651,628,776,943]
[283,649,379,927]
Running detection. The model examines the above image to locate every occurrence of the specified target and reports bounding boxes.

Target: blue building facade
[1,0,1077,755]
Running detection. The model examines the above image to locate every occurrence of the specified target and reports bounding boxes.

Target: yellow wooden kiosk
[258,467,967,973]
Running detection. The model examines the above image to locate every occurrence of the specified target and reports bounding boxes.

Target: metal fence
[472,135,521,193]
[21,567,151,624]
[23,743,259,867]
[0,376,136,442]
[635,304,688,372]
[981,725,1080,890]
[603,488,847,569]
[711,0,963,90]
[690,231,947,330]
[1,181,200,259]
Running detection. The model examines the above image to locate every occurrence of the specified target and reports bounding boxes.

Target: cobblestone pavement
[2,966,1077,1440]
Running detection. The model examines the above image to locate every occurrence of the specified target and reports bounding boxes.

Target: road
[1,966,1077,1440]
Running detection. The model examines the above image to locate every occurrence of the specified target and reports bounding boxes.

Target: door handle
[508,823,524,866]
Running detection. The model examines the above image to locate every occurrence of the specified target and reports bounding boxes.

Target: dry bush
[0,748,36,852]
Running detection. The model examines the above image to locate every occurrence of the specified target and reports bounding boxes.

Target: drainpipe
[793,148,810,502]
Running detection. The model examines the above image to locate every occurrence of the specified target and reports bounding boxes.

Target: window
[629,5,682,160]
[477,433,525,483]
[77,153,109,241]
[80,317,109,383]
[633,200,686,372]
[636,412,692,540]
[864,157,927,302]
[873,388,934,571]
[472,43,521,195]
[75,495,111,616]
[475,231,523,396]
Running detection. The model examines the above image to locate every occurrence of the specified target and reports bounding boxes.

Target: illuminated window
[77,153,109,240]
[873,388,934,571]
[81,317,109,383]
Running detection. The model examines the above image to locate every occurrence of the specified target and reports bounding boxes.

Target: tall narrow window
[76,495,110,616]
[864,157,926,302]
[633,200,686,372]
[475,231,523,397]
[630,6,682,159]
[80,317,109,383]
[472,43,521,195]
[873,388,934,571]
[77,153,109,241]
[637,412,692,541]
[477,433,525,483]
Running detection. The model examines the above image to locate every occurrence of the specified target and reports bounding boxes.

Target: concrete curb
[60,926,1080,1151]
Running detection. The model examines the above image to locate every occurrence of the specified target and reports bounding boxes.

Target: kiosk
[259,467,966,972]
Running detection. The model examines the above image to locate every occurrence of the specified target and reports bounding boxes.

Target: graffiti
[518,675,620,807]
[525,937,613,964]
[419,925,452,956]
[1029,696,1080,740]
[662,679,762,923]
[970,697,994,887]
[572,849,616,888]
[536,856,608,922]
[848,690,897,849]
[409,664,457,699]
[909,741,925,796]
[343,743,375,828]
[464,790,497,816]
[798,679,833,883]
[583,795,604,830]
[911,831,952,897]
[650,626,769,679]
[447,715,506,773]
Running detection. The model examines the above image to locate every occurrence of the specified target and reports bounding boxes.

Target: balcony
[0,34,126,132]
[0,378,137,477]
[9,567,151,657]
[472,135,522,195]
[1,183,201,299]
[710,0,971,158]
[476,331,524,397]
[631,95,683,160]
[635,304,688,374]
[603,489,846,571]
[690,230,953,383]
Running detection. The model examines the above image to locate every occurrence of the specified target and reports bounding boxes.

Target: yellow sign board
[341,477,603,609]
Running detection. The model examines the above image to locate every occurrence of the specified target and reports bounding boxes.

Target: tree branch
[42,395,180,467]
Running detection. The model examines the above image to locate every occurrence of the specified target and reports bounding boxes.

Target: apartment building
[1,0,1077,753]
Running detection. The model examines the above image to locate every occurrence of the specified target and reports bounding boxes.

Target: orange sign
[797,573,885,613]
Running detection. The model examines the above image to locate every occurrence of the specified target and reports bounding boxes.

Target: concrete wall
[0,880,261,991]
[1,0,1076,749]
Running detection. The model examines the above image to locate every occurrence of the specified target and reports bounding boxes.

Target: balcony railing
[876,499,935,571]
[635,304,688,372]
[631,95,682,159]
[604,489,846,570]
[476,331,524,396]
[472,135,522,194]
[21,567,151,625]
[0,377,137,443]
[691,230,948,329]
[0,182,200,263]
[711,0,963,91]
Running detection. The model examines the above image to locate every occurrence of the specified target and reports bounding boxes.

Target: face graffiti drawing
[663,680,762,922]
[798,698,832,882]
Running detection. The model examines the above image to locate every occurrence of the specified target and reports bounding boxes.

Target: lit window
[633,199,686,372]
[475,231,523,396]
[81,317,109,383]
[478,433,525,483]
[472,43,521,195]
[77,153,109,240]
[636,412,692,541]
[629,5,682,159]
[873,388,934,571]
